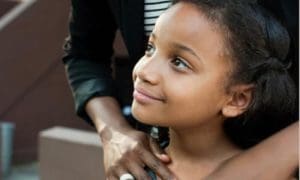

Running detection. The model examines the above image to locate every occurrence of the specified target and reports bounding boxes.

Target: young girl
[131,0,297,179]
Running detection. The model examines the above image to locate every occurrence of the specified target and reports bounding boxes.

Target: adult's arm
[63,1,175,179]
[206,122,298,180]
[63,0,117,123]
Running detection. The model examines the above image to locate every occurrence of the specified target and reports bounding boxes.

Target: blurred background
[0,0,298,180]
[0,0,98,179]
[0,0,128,179]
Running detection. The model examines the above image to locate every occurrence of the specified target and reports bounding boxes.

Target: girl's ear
[222,84,254,118]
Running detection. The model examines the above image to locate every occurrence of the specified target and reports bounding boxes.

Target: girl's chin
[132,111,164,127]
[132,112,154,125]
[131,105,168,127]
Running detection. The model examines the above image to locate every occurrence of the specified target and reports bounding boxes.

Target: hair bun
[250,56,286,79]
[265,57,286,72]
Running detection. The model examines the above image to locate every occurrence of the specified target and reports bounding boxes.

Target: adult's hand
[101,126,175,180]
[205,122,298,180]
[86,97,176,180]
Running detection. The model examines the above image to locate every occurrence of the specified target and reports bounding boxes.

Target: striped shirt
[144,0,172,36]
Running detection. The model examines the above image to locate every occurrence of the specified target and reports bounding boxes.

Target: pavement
[3,162,39,180]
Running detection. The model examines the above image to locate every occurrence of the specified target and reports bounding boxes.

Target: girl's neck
[165,119,242,179]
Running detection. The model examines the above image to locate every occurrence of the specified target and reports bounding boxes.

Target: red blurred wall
[0,0,93,163]
[0,0,128,163]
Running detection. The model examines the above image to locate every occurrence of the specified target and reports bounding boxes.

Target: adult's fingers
[141,149,176,180]
[149,137,171,163]
[115,166,130,180]
[126,161,151,180]
[106,174,119,180]
[112,154,151,180]
[102,130,149,179]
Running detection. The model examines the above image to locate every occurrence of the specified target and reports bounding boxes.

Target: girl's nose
[133,56,160,85]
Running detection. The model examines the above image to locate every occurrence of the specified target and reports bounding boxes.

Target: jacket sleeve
[62,0,118,125]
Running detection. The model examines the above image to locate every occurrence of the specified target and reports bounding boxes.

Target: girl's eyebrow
[171,42,202,62]
[151,32,202,62]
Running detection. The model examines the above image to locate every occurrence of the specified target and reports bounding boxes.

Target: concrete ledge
[39,127,105,180]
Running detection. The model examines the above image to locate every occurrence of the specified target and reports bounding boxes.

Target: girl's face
[132,2,233,129]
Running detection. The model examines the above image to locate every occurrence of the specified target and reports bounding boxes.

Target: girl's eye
[145,43,155,56]
[171,57,190,70]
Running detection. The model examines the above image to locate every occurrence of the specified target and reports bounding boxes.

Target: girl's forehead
[155,2,226,55]
[159,2,203,25]
[156,2,222,39]
[152,2,233,73]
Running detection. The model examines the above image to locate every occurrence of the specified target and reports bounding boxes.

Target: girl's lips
[133,88,164,104]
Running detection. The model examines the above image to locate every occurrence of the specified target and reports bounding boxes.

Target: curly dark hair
[173,0,297,148]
